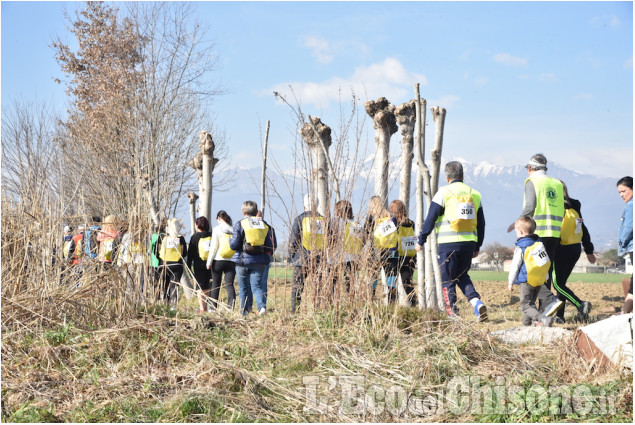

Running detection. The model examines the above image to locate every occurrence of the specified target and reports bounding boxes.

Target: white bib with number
[248,217,265,229]
[575,218,583,234]
[530,245,549,267]
[456,202,476,220]
[166,237,179,249]
[377,220,397,237]
[401,236,417,251]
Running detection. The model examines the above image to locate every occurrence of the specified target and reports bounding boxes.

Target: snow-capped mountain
[209,159,625,251]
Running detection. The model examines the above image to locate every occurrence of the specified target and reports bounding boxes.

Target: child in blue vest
[508,216,564,327]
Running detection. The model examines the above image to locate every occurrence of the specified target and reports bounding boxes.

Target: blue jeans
[235,264,266,315]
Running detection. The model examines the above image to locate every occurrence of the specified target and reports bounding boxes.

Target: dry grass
[1,201,632,422]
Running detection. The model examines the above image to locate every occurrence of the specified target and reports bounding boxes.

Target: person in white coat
[206,210,237,310]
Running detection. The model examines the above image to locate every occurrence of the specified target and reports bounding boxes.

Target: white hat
[64,225,72,233]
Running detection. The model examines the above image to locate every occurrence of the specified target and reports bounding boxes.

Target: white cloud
[265,58,428,109]
[573,93,593,100]
[429,95,460,108]
[300,35,370,64]
[301,35,334,64]
[590,14,621,29]
[493,53,528,67]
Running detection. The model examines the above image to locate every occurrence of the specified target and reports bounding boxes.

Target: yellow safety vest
[100,237,116,262]
[373,217,398,249]
[241,217,269,247]
[523,240,551,287]
[525,175,564,238]
[159,236,182,262]
[62,240,73,258]
[397,225,417,257]
[301,216,325,251]
[343,221,363,255]
[560,208,583,246]
[434,182,481,244]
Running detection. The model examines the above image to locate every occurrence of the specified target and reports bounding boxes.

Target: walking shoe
[258,307,266,316]
[473,299,488,322]
[544,300,564,317]
[541,313,555,327]
[578,301,592,317]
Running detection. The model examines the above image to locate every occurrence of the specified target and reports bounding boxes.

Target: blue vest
[514,235,542,285]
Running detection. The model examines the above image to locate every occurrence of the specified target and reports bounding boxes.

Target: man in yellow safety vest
[416,161,487,321]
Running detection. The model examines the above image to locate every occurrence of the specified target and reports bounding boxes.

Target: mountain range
[209,159,626,252]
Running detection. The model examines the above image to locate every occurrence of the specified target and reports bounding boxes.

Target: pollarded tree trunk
[187,192,198,236]
[365,97,398,205]
[413,85,428,310]
[199,131,218,221]
[429,106,446,310]
[395,100,416,211]
[300,116,332,216]
[429,107,446,196]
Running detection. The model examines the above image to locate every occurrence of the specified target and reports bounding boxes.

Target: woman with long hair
[552,181,595,322]
[389,199,417,306]
[155,218,187,310]
[187,216,212,313]
[206,210,238,310]
[365,196,399,303]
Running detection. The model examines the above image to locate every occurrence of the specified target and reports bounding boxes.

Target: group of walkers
[61,153,633,325]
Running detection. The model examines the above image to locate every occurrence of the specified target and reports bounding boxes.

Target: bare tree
[429,106,447,310]
[395,100,416,211]
[52,2,224,223]
[300,116,332,216]
[365,97,397,205]
[413,85,429,310]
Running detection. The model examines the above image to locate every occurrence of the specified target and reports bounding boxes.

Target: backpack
[523,240,551,287]
[560,208,583,246]
[198,236,212,261]
[373,217,398,249]
[397,226,417,257]
[62,238,73,259]
[159,236,182,262]
[447,189,477,232]
[301,216,325,251]
[218,233,236,259]
[242,217,269,255]
[344,221,363,255]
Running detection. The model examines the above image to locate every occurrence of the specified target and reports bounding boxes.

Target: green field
[269,266,628,284]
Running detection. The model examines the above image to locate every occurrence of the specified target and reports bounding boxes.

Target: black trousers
[210,260,236,309]
[553,243,583,319]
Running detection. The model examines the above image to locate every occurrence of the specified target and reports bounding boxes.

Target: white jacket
[206,221,234,267]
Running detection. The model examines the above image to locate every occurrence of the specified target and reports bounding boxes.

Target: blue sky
[2,1,633,181]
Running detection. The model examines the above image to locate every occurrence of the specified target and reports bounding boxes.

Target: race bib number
[248,217,265,229]
[530,245,549,267]
[166,237,179,249]
[104,241,114,251]
[377,220,397,237]
[313,219,324,235]
[201,240,211,252]
[348,222,363,236]
[575,218,583,234]
[401,236,417,251]
[456,202,475,220]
